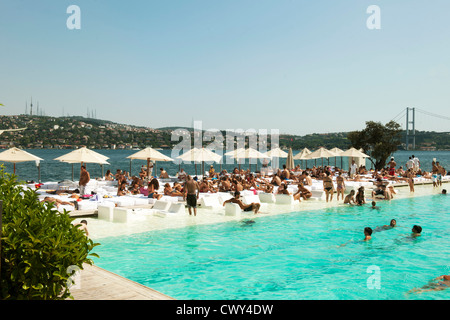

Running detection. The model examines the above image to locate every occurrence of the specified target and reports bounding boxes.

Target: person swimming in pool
[411,225,422,237]
[363,227,373,241]
[373,219,396,232]
[408,275,450,294]
[371,201,380,210]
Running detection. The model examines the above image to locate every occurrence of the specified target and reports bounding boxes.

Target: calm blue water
[2,149,449,183]
[93,194,450,300]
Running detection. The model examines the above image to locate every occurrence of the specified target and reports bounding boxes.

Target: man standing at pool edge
[185,175,199,216]
[79,165,90,195]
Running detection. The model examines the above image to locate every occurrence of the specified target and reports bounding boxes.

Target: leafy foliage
[0,167,99,299]
[347,121,402,170]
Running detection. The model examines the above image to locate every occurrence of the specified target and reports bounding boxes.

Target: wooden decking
[68,264,174,300]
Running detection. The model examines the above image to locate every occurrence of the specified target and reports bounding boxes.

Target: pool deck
[68,181,448,300]
[68,264,174,300]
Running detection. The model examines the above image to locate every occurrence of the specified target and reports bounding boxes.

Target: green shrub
[0,167,100,299]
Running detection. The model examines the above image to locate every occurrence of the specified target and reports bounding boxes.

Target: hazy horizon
[1,0,450,135]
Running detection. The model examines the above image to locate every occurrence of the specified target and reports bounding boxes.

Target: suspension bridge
[390,107,450,150]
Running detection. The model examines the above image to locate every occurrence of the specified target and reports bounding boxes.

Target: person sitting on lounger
[293,182,312,201]
[177,168,187,182]
[276,183,290,195]
[117,180,129,196]
[164,183,184,197]
[159,168,169,179]
[147,178,163,200]
[223,191,260,214]
[271,173,282,187]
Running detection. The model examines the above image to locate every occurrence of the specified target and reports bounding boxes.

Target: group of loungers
[24,172,449,222]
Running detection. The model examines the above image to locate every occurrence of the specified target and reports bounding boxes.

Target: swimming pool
[93,194,450,300]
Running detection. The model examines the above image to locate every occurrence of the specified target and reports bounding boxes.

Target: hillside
[0,115,449,150]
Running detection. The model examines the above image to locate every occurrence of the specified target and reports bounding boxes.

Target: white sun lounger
[259,192,276,203]
[153,202,186,218]
[112,207,131,223]
[224,202,241,216]
[97,203,115,221]
[275,194,295,205]
[199,196,222,209]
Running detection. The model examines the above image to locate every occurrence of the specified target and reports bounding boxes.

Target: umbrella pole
[72,164,74,181]
[147,158,150,180]
[129,159,132,176]
[38,163,41,183]
[13,163,15,174]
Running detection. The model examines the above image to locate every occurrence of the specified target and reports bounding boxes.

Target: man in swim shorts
[184,175,199,216]
[388,157,396,176]
[223,191,261,214]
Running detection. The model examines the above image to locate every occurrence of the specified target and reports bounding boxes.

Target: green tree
[347,121,402,170]
[0,167,99,299]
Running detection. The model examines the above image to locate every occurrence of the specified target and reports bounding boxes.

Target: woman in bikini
[323,171,334,202]
[148,178,163,200]
[336,172,346,201]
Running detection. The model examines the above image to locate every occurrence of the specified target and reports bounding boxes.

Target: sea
[2,149,449,183]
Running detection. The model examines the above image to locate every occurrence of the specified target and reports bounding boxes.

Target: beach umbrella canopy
[285,148,294,170]
[0,147,43,174]
[329,147,344,156]
[127,147,173,162]
[54,147,109,181]
[229,147,269,171]
[177,148,222,163]
[177,148,222,176]
[293,148,312,160]
[339,147,370,158]
[230,147,269,160]
[264,147,288,158]
[127,147,173,178]
[329,147,345,167]
[305,147,337,160]
[54,147,109,165]
[305,147,337,167]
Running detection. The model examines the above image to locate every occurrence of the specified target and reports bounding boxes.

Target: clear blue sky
[1,0,449,135]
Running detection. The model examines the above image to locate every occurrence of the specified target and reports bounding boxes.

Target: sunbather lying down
[41,196,76,208]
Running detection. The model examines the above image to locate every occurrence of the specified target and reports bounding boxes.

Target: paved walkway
[68,264,174,300]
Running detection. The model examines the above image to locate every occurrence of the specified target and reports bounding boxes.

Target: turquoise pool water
[93,194,450,300]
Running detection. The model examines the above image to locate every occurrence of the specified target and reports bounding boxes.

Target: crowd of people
[97,155,446,209]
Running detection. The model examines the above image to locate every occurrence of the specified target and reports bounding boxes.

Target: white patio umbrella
[177,148,222,176]
[0,147,43,179]
[339,147,370,158]
[329,147,344,167]
[305,147,337,167]
[340,147,370,169]
[293,148,312,168]
[54,147,109,164]
[264,147,288,171]
[54,147,110,181]
[127,147,173,179]
[265,147,288,158]
[229,147,269,172]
